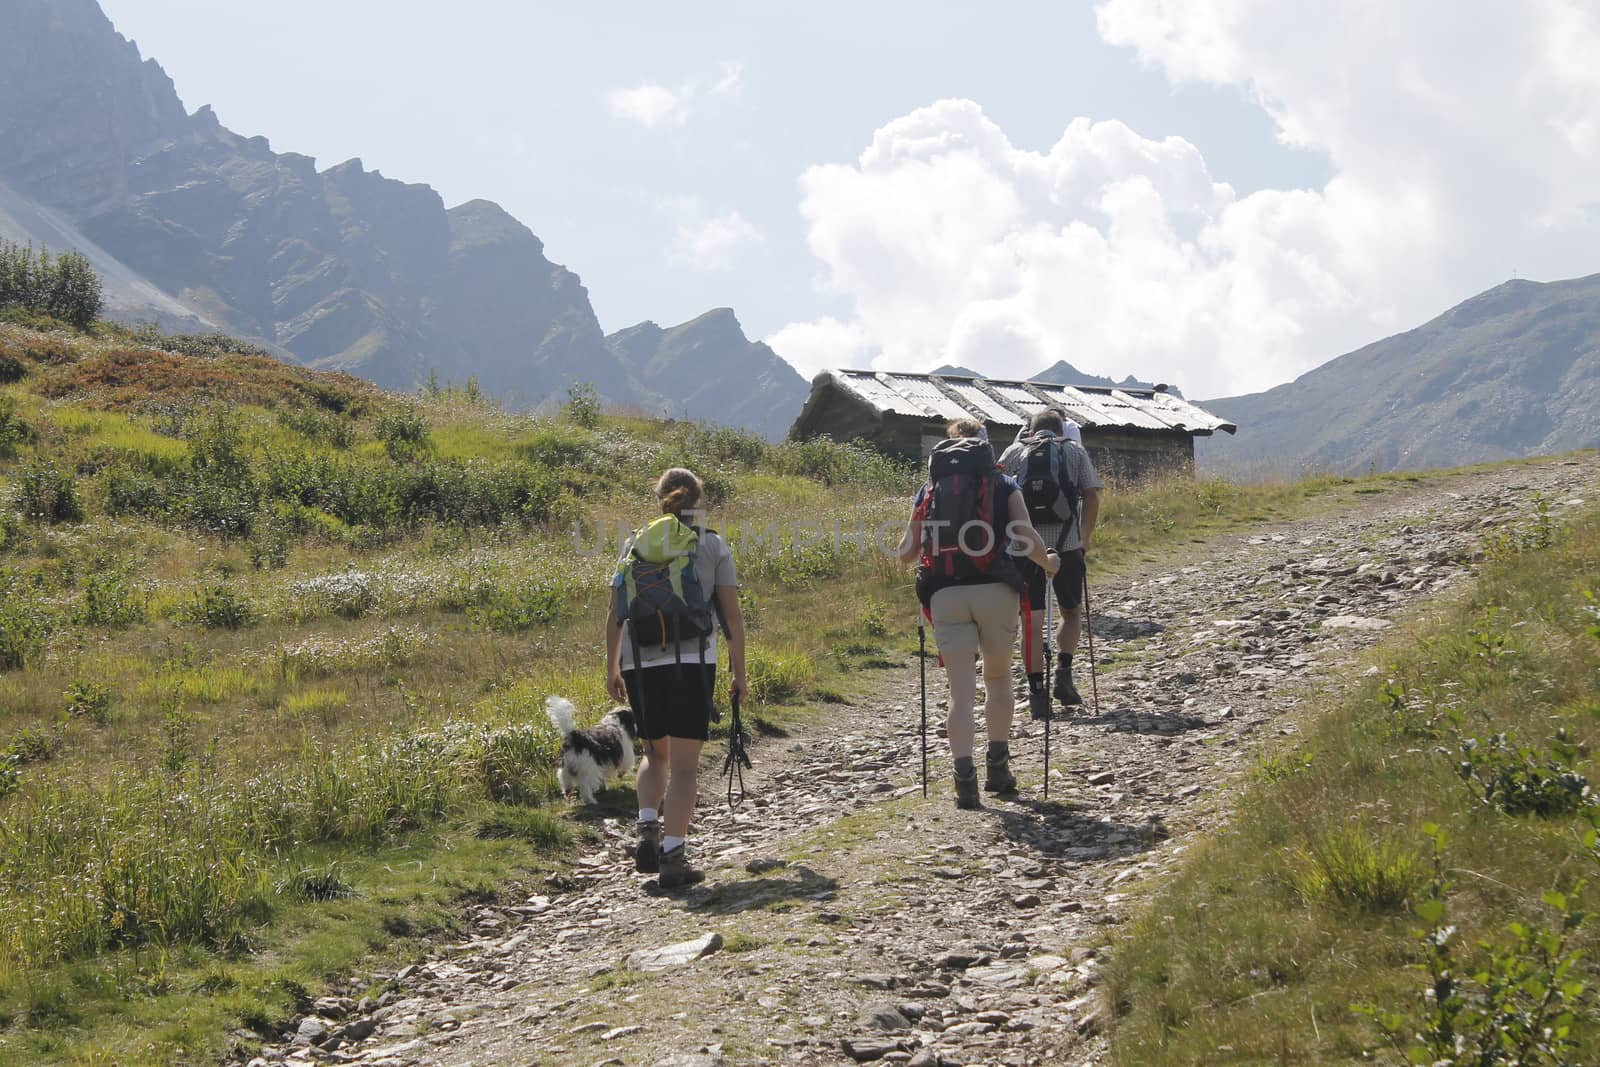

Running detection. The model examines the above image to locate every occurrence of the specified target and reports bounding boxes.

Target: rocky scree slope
[243,457,1600,1067]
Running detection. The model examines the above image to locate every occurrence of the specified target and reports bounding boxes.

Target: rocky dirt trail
[248,459,1600,1067]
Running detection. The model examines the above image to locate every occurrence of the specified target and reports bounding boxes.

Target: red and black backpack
[913,437,1021,604]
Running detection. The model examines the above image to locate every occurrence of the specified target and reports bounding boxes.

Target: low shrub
[0,395,33,456]
[5,726,58,767]
[64,680,112,725]
[563,383,601,429]
[375,408,431,460]
[12,457,83,523]
[1453,728,1592,817]
[0,350,26,383]
[469,583,569,632]
[0,593,49,671]
[74,562,146,628]
[184,584,256,630]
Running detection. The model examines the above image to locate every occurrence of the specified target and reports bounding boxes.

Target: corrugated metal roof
[942,379,1024,425]
[878,373,972,421]
[804,369,1237,436]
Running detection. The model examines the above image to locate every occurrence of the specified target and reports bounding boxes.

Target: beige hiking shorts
[929,581,1020,659]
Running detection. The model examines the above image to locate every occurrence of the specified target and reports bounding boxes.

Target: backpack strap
[629,627,652,741]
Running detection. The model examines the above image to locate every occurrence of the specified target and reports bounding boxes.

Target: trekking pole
[917,616,928,798]
[1042,581,1053,799]
[1083,573,1100,717]
[723,691,753,809]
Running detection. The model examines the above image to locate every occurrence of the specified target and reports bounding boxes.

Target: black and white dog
[544,697,638,804]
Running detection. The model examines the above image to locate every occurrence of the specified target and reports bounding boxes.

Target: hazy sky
[96,1,1600,398]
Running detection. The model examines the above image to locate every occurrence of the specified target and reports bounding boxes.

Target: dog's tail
[544,696,578,738]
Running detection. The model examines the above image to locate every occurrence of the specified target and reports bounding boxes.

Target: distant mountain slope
[606,309,808,439]
[0,178,215,332]
[0,0,795,434]
[1202,274,1600,475]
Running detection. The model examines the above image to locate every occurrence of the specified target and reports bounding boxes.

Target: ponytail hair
[655,467,704,518]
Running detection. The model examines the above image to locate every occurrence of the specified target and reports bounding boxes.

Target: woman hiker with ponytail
[606,468,746,888]
[898,419,1060,808]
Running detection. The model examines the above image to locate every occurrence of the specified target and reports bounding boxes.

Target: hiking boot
[1053,667,1083,708]
[634,819,661,874]
[657,843,706,889]
[953,768,981,810]
[984,755,1017,795]
[1028,687,1053,722]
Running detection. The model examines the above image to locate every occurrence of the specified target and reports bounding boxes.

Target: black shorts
[623,664,716,742]
[1021,549,1087,612]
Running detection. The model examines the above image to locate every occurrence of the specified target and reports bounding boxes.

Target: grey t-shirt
[998,434,1103,552]
[616,527,738,669]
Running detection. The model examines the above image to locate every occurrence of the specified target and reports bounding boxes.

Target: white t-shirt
[616,527,738,670]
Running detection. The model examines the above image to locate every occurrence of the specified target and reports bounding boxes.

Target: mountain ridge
[1200,273,1600,474]
[0,0,805,435]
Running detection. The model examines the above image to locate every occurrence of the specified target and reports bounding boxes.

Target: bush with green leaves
[12,456,82,523]
[375,407,431,460]
[1358,824,1590,1066]
[0,241,103,328]
[74,562,146,628]
[0,589,49,671]
[767,434,913,490]
[564,383,601,428]
[0,752,20,800]
[0,395,33,457]
[183,584,256,630]
[1452,727,1592,817]
[5,726,59,766]
[181,412,259,537]
[469,583,569,632]
[64,681,112,725]
[276,406,355,449]
[0,350,26,383]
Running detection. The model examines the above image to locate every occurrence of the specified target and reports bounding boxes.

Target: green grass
[1105,506,1600,1065]
[1,319,1578,1063]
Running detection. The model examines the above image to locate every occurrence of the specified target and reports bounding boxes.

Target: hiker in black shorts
[606,468,746,888]
[999,409,1103,717]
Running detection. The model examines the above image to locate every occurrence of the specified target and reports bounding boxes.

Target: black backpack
[915,437,1004,580]
[1017,433,1080,542]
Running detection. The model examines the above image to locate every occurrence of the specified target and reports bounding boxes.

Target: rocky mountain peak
[1,0,809,438]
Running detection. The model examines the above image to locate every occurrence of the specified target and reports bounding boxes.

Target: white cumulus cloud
[666,202,765,271]
[776,2,1600,399]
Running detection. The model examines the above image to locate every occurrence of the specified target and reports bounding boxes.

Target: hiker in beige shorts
[898,418,1060,808]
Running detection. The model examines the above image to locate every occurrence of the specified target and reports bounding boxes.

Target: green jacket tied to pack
[613,514,718,655]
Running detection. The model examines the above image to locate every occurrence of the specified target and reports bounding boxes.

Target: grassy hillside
[1107,502,1600,1062]
[0,317,1511,1064]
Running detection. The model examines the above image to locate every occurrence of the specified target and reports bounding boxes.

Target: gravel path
[247,458,1600,1067]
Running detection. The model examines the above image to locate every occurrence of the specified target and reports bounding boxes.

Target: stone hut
[788,369,1238,481]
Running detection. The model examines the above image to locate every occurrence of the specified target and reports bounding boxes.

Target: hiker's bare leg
[663,737,703,839]
[944,653,978,761]
[636,738,667,812]
[981,648,1013,743]
[1061,608,1080,658]
[1022,605,1045,673]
